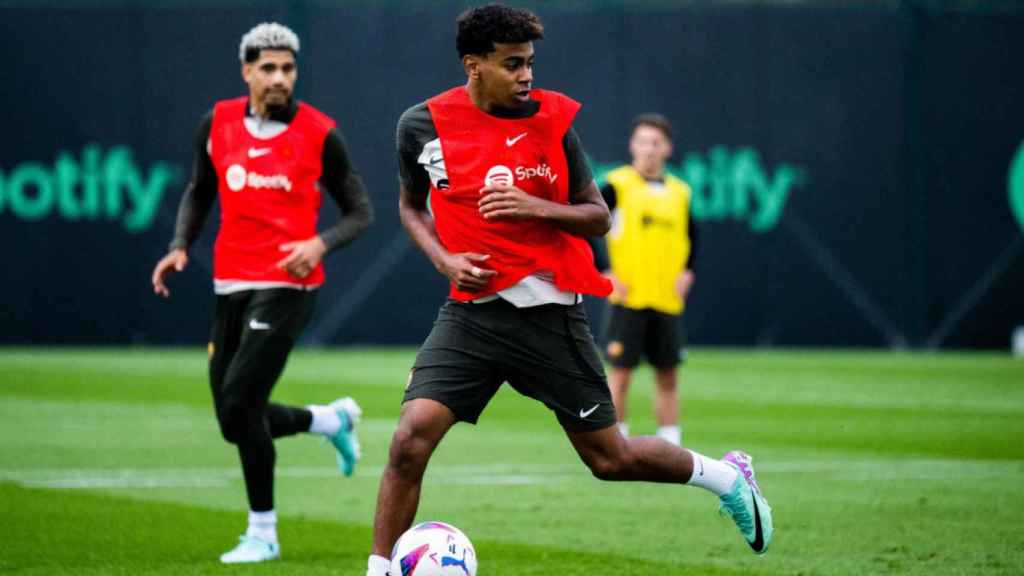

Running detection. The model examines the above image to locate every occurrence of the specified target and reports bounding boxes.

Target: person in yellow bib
[592,113,699,446]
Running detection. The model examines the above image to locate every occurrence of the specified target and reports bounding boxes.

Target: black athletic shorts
[602,304,685,369]
[404,299,617,432]
[208,288,316,404]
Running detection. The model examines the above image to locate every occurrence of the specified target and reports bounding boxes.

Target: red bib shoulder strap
[212,96,248,126]
[530,89,581,138]
[295,102,337,133]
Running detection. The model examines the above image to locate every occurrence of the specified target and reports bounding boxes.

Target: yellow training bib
[605,166,691,314]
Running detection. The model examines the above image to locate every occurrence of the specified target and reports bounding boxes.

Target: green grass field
[1,348,1022,575]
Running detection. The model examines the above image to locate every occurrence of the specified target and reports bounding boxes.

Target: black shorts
[208,288,316,406]
[602,304,684,369]
[404,299,617,432]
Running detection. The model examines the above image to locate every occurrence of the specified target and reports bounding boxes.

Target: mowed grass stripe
[4,457,1021,488]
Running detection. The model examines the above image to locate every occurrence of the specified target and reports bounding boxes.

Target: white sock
[685,450,738,496]
[246,509,278,543]
[657,425,681,446]
[616,422,630,437]
[307,404,342,436]
[367,554,391,576]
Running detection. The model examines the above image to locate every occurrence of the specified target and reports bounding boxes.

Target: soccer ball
[390,521,477,576]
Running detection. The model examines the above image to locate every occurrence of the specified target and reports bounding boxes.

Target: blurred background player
[591,114,698,446]
[366,6,769,575]
[150,22,373,564]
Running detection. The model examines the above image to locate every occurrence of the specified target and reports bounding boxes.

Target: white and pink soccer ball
[390,521,477,576]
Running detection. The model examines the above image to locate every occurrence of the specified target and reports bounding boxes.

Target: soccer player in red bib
[365,6,773,575]
[150,23,373,564]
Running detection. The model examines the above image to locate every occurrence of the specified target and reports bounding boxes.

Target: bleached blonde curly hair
[239,22,300,63]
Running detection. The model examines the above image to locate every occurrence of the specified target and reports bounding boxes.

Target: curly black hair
[456,4,544,58]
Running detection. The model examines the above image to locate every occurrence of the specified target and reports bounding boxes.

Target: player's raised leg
[367,398,457,576]
[566,426,773,554]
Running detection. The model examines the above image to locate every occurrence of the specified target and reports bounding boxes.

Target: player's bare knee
[584,448,636,481]
[387,426,430,477]
[587,456,621,480]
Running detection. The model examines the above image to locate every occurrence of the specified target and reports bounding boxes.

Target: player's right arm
[152,111,218,297]
[398,185,496,293]
[396,105,495,292]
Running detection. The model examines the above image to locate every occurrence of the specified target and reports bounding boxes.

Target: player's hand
[277,236,327,280]
[606,273,628,300]
[152,249,188,298]
[478,184,546,221]
[677,270,695,299]
[440,252,497,292]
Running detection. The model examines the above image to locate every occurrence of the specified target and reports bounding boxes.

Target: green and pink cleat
[719,450,774,555]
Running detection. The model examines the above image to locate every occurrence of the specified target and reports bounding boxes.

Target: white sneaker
[219,535,280,563]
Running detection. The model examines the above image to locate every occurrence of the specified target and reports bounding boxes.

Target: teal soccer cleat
[719,450,774,555]
[328,397,362,477]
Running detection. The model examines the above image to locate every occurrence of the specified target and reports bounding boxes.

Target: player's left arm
[589,182,617,272]
[276,128,375,279]
[477,126,610,237]
[677,211,698,298]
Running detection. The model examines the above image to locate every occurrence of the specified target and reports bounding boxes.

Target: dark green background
[1,0,1021,349]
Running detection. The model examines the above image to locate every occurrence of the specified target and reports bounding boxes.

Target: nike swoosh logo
[248,147,272,158]
[505,132,527,147]
[750,488,765,553]
[579,404,600,419]
[428,156,443,165]
[249,319,271,330]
